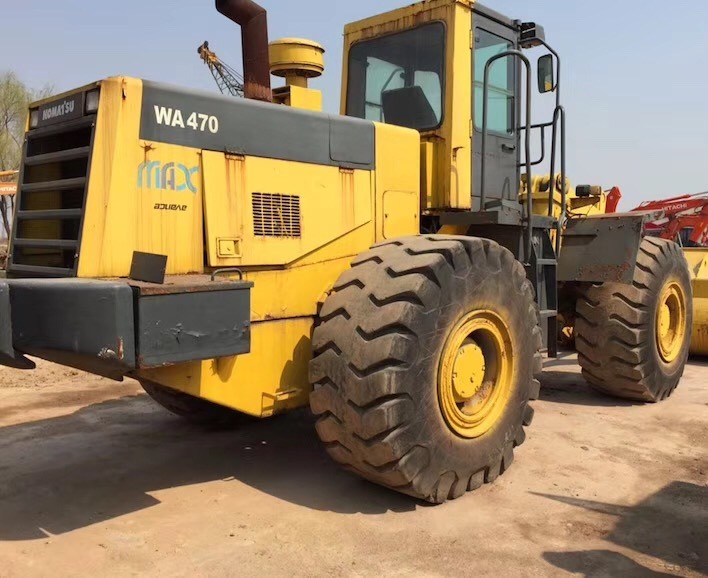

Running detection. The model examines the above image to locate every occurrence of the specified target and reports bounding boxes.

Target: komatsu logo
[138,161,200,194]
[42,99,75,121]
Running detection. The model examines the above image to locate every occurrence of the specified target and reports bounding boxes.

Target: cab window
[346,23,445,131]
[474,28,514,136]
[679,228,695,246]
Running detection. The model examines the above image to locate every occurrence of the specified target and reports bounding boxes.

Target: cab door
[472,13,520,210]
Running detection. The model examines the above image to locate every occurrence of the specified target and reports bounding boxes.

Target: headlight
[29,108,39,128]
[85,89,100,114]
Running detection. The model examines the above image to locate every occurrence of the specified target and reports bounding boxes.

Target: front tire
[575,237,692,402]
[309,236,541,503]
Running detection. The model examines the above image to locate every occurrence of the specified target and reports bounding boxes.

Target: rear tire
[140,380,250,428]
[575,237,692,402]
[309,236,541,503]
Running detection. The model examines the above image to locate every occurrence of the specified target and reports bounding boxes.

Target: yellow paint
[202,152,373,267]
[140,318,314,417]
[246,256,363,322]
[684,248,708,356]
[137,121,419,416]
[383,191,419,239]
[655,281,688,364]
[568,193,607,216]
[438,309,514,439]
[446,1,474,210]
[420,142,436,207]
[18,0,450,420]
[269,38,325,84]
[270,38,325,110]
[452,341,486,401]
[272,85,323,111]
[520,174,607,220]
[78,77,204,277]
[342,0,472,212]
[374,122,421,242]
[15,66,422,417]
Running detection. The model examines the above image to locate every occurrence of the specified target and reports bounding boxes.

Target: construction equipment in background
[0,171,18,198]
[521,177,613,220]
[605,186,623,213]
[1,0,695,504]
[627,192,708,356]
[577,186,708,357]
[684,250,708,355]
[198,41,245,97]
[632,192,708,247]
[0,170,18,242]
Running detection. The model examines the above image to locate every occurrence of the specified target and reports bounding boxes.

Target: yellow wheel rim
[438,311,514,439]
[656,281,687,364]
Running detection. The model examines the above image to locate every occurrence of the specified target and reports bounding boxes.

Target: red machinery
[605,187,708,247]
[605,186,623,214]
[633,192,708,247]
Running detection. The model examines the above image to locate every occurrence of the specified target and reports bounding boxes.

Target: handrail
[528,123,547,167]
[481,50,533,263]
[520,107,566,249]
[518,42,566,255]
[554,105,567,255]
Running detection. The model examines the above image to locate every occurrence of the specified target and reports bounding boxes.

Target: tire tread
[310,236,539,502]
[575,238,692,402]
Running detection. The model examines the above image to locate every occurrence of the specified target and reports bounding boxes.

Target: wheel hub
[452,341,486,402]
[656,281,687,364]
[438,311,514,439]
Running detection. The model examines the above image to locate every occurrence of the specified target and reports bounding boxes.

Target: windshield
[346,23,445,131]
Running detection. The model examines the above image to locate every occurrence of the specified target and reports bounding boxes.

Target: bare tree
[0,71,53,237]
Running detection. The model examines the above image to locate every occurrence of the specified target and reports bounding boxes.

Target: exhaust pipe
[215,0,272,102]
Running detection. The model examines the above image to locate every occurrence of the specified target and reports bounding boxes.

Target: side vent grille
[252,193,301,238]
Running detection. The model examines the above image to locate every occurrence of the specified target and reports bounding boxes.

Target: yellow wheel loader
[2,0,693,503]
[685,249,708,356]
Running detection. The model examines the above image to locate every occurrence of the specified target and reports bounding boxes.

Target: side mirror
[537,54,555,93]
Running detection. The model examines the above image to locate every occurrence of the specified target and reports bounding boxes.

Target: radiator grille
[9,115,95,277]
[252,193,301,238]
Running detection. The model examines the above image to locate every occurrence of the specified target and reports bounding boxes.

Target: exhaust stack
[215,0,272,102]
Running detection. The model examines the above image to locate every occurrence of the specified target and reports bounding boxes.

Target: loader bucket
[684,248,708,356]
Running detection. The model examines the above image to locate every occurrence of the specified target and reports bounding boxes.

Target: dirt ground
[0,355,705,578]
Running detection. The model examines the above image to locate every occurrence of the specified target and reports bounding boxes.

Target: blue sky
[3,0,707,207]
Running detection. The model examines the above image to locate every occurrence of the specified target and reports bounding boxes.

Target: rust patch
[690,326,708,356]
[216,0,272,102]
[125,274,252,296]
[98,347,118,360]
[577,262,632,283]
[414,11,428,26]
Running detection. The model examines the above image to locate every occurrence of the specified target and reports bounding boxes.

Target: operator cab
[342,0,563,355]
[342,1,557,216]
